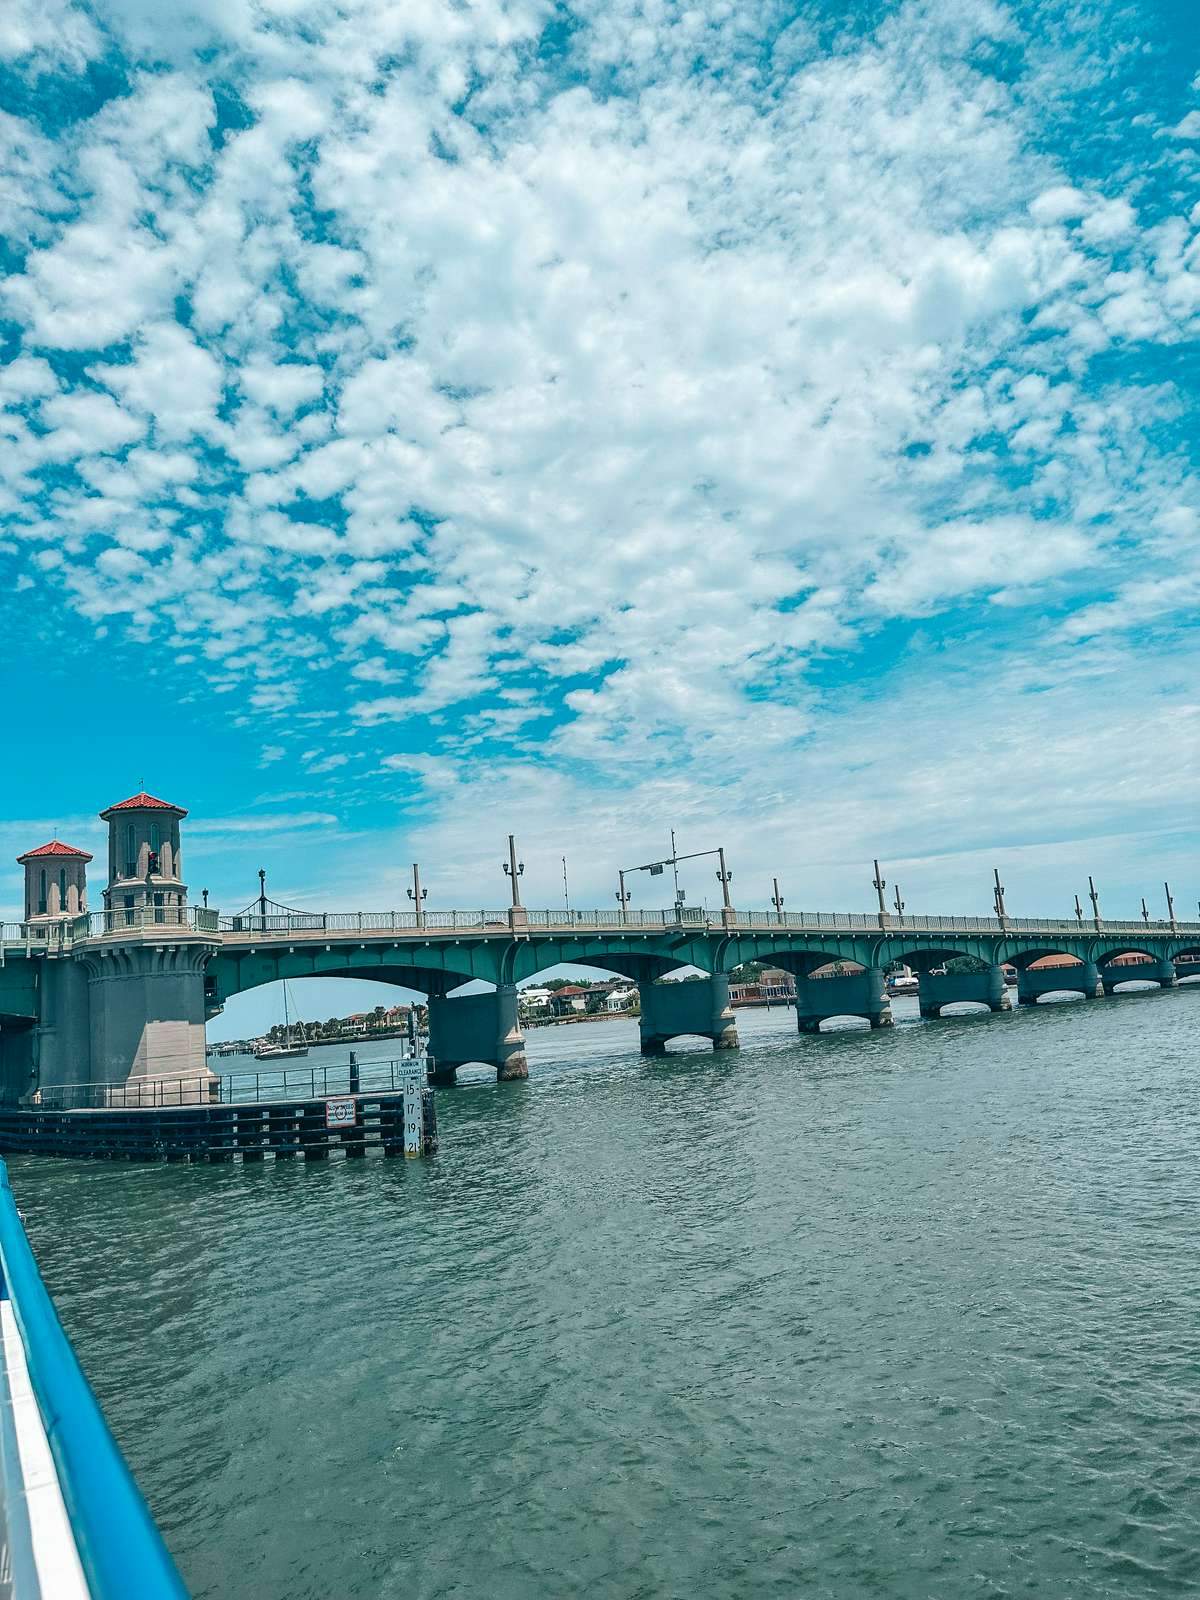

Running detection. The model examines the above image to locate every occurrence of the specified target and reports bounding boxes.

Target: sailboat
[255,980,310,1059]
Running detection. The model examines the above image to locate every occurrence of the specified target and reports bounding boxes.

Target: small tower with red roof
[99,792,188,919]
[16,839,92,923]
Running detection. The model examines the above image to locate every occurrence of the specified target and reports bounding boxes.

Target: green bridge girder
[202,926,1200,1007]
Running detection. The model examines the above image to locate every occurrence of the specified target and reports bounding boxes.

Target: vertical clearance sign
[402,1072,424,1158]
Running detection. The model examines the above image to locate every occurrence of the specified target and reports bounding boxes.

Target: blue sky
[2,0,1199,995]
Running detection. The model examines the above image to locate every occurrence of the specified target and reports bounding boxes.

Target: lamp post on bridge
[872,861,889,928]
[503,835,526,929]
[715,849,735,928]
[993,867,1007,931]
[201,888,209,908]
[771,878,785,925]
[1074,894,1084,924]
[616,870,631,925]
[621,838,734,927]
[407,863,427,929]
[1165,882,1176,932]
[258,867,267,922]
[892,884,905,924]
[1141,897,1150,925]
[1088,875,1102,931]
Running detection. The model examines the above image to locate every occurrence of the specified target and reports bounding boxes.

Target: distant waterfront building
[730,967,796,1006]
[99,792,188,920]
[16,840,92,923]
[549,985,591,1016]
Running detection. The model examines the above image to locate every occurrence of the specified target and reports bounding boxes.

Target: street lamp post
[715,848,735,928]
[201,888,209,909]
[616,870,631,925]
[872,860,888,928]
[258,867,267,922]
[1165,881,1176,932]
[1074,894,1084,924]
[620,838,734,927]
[1088,875,1101,931]
[993,867,1007,930]
[892,884,905,924]
[1141,896,1150,925]
[406,862,427,929]
[503,835,526,930]
[771,877,785,925]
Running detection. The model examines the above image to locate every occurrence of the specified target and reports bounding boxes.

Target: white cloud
[3,0,1199,912]
[0,0,101,72]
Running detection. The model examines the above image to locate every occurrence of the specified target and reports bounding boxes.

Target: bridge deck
[4,907,1198,951]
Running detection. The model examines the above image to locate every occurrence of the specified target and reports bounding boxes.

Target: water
[11,990,1200,1599]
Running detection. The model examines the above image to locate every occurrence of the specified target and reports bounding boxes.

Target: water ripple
[11,992,1200,1597]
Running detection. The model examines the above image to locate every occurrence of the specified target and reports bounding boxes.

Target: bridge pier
[0,1023,35,1106]
[795,968,892,1033]
[426,984,527,1085]
[918,966,1010,1018]
[637,976,738,1055]
[28,960,93,1098]
[1017,962,1102,1004]
[84,941,216,1098]
[1102,958,1177,994]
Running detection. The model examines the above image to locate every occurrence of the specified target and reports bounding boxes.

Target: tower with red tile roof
[15,839,93,923]
[99,791,188,920]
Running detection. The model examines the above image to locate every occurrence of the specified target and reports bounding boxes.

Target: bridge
[3,865,1199,1096]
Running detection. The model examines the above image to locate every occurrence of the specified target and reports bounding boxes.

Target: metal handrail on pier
[34,1055,425,1112]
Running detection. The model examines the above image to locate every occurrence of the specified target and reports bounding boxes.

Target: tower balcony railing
[0,907,222,948]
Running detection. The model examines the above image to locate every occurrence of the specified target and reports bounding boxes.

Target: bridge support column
[795,968,892,1033]
[85,941,217,1099]
[1102,960,1177,994]
[0,1022,36,1106]
[1017,962,1102,1005]
[638,976,738,1055]
[426,984,527,1086]
[28,959,92,1099]
[918,966,1010,1019]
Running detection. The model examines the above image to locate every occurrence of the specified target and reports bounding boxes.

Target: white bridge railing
[3,906,1199,950]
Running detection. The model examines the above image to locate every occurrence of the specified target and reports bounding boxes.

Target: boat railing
[0,1160,189,1598]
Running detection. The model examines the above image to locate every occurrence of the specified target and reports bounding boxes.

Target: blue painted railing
[0,1162,188,1599]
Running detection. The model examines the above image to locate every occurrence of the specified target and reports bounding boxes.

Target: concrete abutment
[84,939,217,1096]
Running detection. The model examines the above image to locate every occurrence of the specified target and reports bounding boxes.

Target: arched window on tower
[38,870,47,915]
[59,868,67,912]
[126,824,136,877]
